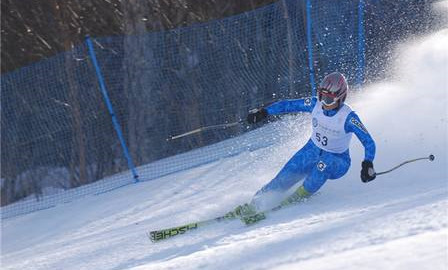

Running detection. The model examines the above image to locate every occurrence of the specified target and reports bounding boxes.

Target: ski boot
[235,203,266,225]
[224,203,256,219]
[280,185,311,207]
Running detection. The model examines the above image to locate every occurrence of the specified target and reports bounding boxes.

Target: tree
[50,0,88,187]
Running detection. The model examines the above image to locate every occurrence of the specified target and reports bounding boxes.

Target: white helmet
[317,72,348,107]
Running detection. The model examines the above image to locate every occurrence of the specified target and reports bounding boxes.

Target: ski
[147,213,238,242]
[147,201,294,243]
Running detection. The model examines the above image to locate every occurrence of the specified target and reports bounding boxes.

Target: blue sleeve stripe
[345,111,376,161]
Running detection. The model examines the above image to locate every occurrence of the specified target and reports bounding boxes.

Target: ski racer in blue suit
[231,72,377,224]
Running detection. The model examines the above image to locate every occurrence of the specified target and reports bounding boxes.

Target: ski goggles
[318,88,341,106]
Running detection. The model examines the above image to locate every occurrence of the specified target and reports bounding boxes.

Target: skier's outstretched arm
[247,97,317,124]
[266,97,317,115]
[345,111,377,182]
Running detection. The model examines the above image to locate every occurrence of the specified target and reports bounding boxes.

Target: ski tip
[146,231,156,242]
[429,154,435,161]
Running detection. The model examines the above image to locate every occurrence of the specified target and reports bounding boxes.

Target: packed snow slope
[2,9,448,270]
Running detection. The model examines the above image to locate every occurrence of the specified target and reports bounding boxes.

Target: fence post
[306,0,316,96]
[85,36,140,183]
[357,0,366,87]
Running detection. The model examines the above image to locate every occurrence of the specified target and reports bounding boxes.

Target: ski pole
[376,154,435,176]
[167,120,244,141]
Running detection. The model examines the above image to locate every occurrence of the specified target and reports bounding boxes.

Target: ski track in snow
[2,4,448,270]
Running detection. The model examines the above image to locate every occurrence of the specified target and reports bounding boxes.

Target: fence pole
[85,36,140,183]
[357,0,366,87]
[306,0,316,96]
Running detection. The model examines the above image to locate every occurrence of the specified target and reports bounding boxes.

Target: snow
[2,6,448,270]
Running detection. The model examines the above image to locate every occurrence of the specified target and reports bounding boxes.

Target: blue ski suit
[255,97,376,196]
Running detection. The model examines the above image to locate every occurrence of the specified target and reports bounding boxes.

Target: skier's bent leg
[281,153,350,205]
[252,143,317,210]
[255,141,318,194]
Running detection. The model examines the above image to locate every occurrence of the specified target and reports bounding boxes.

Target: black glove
[361,160,376,182]
[247,108,268,124]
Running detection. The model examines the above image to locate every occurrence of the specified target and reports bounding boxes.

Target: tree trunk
[122,0,160,165]
[50,0,87,187]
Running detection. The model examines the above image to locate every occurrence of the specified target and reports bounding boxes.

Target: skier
[230,72,377,224]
